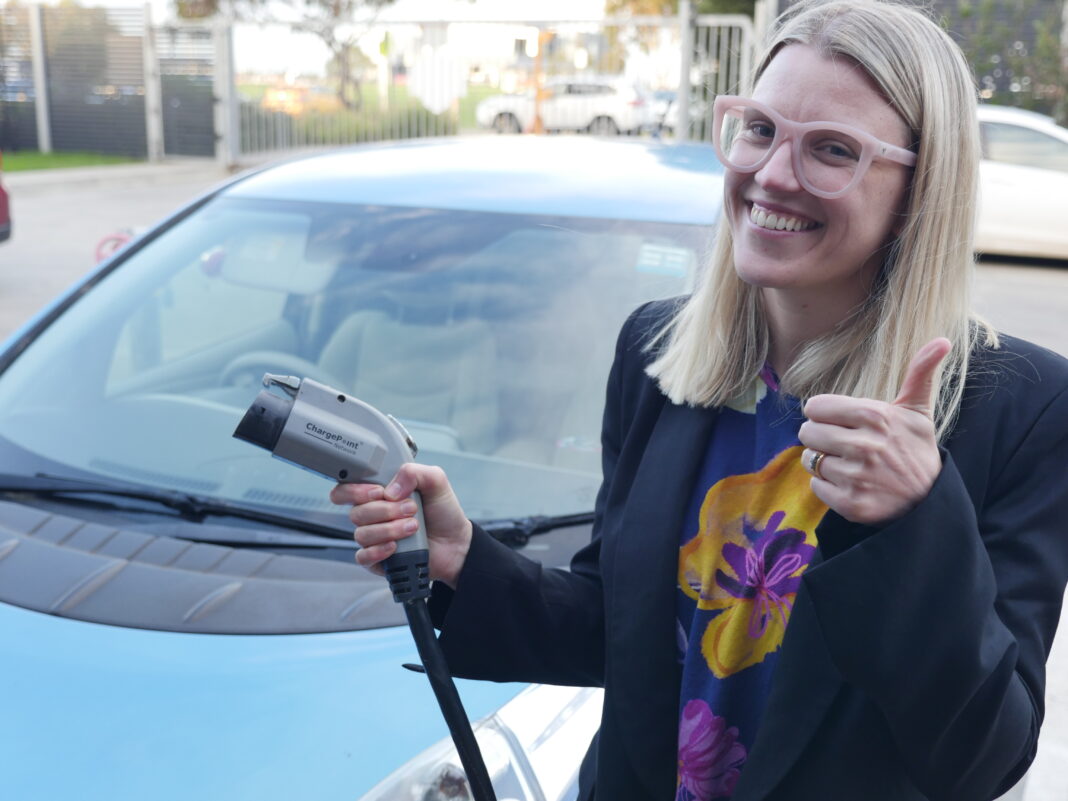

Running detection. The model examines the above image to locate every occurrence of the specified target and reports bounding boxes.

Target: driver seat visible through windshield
[317,307,500,455]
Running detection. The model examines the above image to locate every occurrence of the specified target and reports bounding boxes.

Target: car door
[977,120,1068,260]
[540,82,579,130]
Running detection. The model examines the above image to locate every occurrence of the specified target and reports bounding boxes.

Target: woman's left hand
[798,338,952,526]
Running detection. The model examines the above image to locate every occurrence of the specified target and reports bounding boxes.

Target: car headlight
[357,685,603,801]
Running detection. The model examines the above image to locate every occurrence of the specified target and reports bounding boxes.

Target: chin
[731,251,803,290]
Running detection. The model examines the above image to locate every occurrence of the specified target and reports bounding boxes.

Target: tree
[605,0,757,16]
[172,0,395,111]
[289,0,394,110]
[947,0,1067,125]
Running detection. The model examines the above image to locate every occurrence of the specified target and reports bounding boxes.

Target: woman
[331,1,1068,799]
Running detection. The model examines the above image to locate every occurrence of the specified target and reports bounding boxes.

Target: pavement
[1,157,1065,801]
[4,156,238,193]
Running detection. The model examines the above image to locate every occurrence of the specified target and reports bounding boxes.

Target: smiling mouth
[748,203,820,233]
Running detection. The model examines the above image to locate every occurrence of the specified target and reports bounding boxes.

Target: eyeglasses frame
[711,95,917,199]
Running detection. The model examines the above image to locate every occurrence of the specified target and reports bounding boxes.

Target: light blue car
[0,136,721,800]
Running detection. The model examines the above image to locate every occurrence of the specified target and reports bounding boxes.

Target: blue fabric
[674,371,825,800]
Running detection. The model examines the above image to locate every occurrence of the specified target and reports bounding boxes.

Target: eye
[742,118,776,142]
[811,138,860,162]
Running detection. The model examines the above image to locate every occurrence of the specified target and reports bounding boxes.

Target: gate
[679,14,755,142]
[3,5,757,163]
[43,5,148,157]
[156,25,215,157]
[230,13,756,159]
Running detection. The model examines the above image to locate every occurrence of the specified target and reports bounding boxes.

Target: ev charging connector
[233,374,496,801]
[233,374,430,601]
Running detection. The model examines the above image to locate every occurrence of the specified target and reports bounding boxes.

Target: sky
[127,0,610,26]
[109,0,613,76]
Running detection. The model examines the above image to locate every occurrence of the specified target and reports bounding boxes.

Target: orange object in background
[260,85,342,116]
[531,30,555,134]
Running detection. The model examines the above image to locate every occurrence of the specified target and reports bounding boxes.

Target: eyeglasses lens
[718,104,866,194]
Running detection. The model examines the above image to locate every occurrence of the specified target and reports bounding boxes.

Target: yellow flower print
[678,446,827,678]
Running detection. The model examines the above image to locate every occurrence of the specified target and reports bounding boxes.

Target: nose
[754,138,802,193]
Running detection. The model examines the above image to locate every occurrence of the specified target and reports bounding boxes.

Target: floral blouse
[675,366,828,800]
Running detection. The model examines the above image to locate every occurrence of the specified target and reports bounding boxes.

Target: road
[1,158,1067,800]
[0,160,240,335]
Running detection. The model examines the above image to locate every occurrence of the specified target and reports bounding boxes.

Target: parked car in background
[0,136,723,801]
[976,104,1068,261]
[475,76,656,135]
[0,151,10,242]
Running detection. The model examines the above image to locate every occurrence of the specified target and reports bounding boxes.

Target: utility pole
[677,0,693,142]
[28,4,52,154]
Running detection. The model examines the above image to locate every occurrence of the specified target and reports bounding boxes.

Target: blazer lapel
[732,549,844,800]
[604,398,718,798]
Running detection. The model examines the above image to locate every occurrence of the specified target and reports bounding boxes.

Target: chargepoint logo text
[306,422,361,452]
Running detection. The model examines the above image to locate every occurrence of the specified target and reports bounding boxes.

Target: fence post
[143,4,165,162]
[753,0,778,46]
[213,18,239,169]
[677,0,693,142]
[28,3,51,153]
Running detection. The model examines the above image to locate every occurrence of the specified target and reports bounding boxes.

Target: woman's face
[725,44,913,315]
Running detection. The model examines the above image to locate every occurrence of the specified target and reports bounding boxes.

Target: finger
[798,421,872,458]
[893,337,952,417]
[800,448,842,482]
[357,559,386,579]
[355,540,397,570]
[330,482,384,506]
[385,463,452,502]
[803,395,891,429]
[384,463,427,501]
[349,498,419,527]
[809,474,846,513]
[353,517,420,549]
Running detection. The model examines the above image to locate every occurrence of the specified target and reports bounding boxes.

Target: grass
[238,80,502,134]
[2,151,139,172]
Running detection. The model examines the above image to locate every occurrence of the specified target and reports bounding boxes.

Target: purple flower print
[676,700,747,800]
[715,511,815,640]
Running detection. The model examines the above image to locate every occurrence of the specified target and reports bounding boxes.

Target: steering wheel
[219,351,348,392]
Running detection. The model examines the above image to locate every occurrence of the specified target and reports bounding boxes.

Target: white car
[475,77,655,136]
[976,105,1068,261]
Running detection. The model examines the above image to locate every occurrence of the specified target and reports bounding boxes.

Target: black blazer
[429,299,1068,801]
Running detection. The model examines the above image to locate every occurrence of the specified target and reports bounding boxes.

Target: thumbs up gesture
[798,338,952,526]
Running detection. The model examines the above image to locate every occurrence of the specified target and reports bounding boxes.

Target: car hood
[0,598,523,800]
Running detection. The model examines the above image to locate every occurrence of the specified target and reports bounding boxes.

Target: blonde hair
[646,0,997,439]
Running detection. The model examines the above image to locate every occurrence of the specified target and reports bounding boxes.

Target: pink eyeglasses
[712,95,917,198]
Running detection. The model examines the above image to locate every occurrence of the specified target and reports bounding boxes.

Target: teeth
[749,205,815,232]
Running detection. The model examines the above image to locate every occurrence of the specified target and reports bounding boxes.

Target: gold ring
[808,450,827,481]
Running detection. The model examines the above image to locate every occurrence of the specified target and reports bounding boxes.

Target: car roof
[226,136,723,225]
[977,104,1068,137]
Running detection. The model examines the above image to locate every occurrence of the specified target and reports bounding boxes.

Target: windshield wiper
[0,473,593,549]
[477,512,595,547]
[0,472,352,540]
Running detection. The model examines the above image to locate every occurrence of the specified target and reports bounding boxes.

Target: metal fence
[156,24,216,157]
[0,4,38,151]
[230,14,753,157]
[1,5,754,164]
[43,5,147,157]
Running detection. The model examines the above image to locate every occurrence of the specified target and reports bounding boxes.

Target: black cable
[403,598,498,801]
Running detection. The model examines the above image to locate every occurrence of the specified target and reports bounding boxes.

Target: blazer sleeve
[803,377,1068,801]
[425,302,652,687]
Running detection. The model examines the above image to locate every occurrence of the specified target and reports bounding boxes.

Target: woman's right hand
[329,463,473,589]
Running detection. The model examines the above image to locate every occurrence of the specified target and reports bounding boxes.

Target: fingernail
[386,483,402,499]
[400,500,417,515]
[403,519,419,533]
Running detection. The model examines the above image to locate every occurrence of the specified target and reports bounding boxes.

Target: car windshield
[0,195,710,526]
